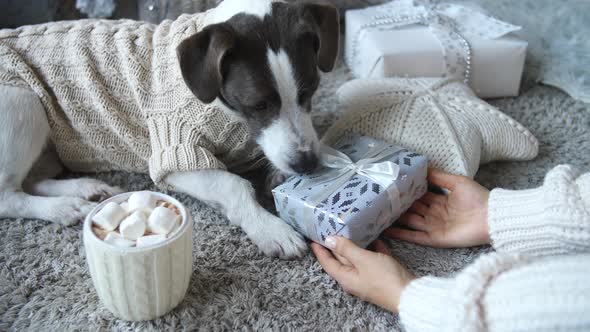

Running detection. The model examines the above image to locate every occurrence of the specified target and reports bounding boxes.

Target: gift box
[344,0,528,98]
[272,136,428,248]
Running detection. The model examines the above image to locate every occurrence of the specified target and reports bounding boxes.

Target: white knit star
[322,78,539,178]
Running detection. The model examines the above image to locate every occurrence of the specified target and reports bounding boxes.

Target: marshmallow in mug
[127,191,157,213]
[93,202,127,231]
[104,232,135,247]
[92,192,182,248]
[120,211,148,240]
[148,207,180,234]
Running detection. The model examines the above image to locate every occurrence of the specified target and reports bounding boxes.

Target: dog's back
[0,13,257,180]
[0,19,160,172]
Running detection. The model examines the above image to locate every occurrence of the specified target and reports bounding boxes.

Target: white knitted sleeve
[487,165,590,257]
[399,253,523,332]
[399,253,590,332]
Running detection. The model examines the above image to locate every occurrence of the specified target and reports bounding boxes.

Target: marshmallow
[104,232,135,248]
[119,211,147,240]
[120,202,130,213]
[167,219,182,238]
[136,234,167,248]
[148,206,180,235]
[92,226,110,240]
[93,202,127,231]
[159,201,181,215]
[128,191,157,213]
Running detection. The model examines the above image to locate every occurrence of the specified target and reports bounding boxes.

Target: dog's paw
[70,178,124,202]
[47,197,97,226]
[265,170,288,192]
[248,211,308,259]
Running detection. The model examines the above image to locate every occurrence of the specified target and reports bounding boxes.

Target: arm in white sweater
[399,165,590,332]
[400,253,590,332]
[488,164,590,256]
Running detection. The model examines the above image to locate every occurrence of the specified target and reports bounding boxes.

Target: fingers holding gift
[369,239,391,255]
[311,243,358,283]
[419,192,447,207]
[383,227,434,247]
[397,212,429,232]
[408,200,430,217]
[325,236,372,266]
[334,252,353,266]
[409,194,448,222]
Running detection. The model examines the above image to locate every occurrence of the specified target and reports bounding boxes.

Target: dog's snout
[289,151,319,174]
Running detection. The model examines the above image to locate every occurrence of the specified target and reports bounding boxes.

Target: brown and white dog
[0,0,339,258]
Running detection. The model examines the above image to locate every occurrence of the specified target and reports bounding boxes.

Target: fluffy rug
[1,56,590,332]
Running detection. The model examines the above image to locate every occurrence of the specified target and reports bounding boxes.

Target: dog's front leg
[166,170,307,259]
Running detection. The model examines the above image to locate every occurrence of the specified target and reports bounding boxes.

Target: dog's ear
[299,1,340,72]
[177,24,235,103]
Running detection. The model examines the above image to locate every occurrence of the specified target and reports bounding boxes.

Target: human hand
[384,168,491,248]
[311,237,415,313]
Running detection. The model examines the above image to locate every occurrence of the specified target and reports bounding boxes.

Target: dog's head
[177,0,339,175]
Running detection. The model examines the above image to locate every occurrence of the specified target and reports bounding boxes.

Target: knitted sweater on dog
[0,13,260,187]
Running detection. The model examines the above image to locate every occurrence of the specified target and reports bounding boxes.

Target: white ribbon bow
[316,144,401,191]
[348,0,521,84]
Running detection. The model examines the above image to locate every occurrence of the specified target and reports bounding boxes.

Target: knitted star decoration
[322,78,539,178]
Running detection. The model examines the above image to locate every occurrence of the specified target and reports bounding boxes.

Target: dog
[0,0,339,259]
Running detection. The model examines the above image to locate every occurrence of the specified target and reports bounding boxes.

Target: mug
[83,191,193,321]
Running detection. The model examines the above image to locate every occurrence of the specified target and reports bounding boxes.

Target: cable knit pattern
[488,165,590,256]
[400,253,524,332]
[0,12,260,187]
[323,78,539,178]
[84,226,193,321]
[400,253,590,332]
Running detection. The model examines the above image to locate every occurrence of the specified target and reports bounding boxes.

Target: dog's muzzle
[289,150,319,174]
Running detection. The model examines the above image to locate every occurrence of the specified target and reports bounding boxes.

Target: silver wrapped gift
[272,136,428,248]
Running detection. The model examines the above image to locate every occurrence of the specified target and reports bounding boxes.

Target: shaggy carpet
[1,40,590,332]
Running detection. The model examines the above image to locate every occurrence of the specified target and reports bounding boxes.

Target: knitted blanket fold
[0,12,260,187]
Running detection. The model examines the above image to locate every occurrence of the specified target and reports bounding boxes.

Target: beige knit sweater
[0,12,260,187]
[399,165,590,331]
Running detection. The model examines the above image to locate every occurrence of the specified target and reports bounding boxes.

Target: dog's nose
[289,151,319,174]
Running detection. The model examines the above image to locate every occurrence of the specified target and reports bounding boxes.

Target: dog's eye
[253,102,268,111]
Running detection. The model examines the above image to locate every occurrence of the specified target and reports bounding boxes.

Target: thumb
[428,168,464,191]
[325,236,368,265]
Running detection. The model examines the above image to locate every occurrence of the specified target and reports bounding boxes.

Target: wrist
[387,272,416,313]
[481,194,491,244]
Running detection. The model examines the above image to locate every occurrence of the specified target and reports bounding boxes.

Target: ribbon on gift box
[346,0,522,84]
[298,141,404,241]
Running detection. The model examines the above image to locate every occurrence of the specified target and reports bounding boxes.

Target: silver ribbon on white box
[298,142,403,240]
[346,0,522,84]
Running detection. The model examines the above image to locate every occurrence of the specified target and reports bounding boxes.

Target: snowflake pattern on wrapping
[272,136,428,248]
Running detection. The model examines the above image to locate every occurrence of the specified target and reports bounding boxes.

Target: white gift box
[345,0,528,98]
